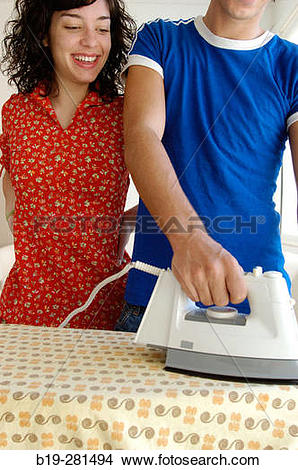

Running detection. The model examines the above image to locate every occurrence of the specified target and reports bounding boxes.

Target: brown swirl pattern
[272,398,296,410]
[12,392,40,401]
[229,391,254,404]
[200,412,226,424]
[103,443,112,450]
[182,389,199,396]
[182,389,210,397]
[173,432,200,445]
[245,418,270,431]
[219,439,245,450]
[59,394,87,404]
[12,433,38,443]
[34,414,62,425]
[128,426,155,439]
[107,398,135,410]
[155,405,181,418]
[0,412,15,423]
[58,435,83,448]
[82,418,108,431]
[289,425,298,437]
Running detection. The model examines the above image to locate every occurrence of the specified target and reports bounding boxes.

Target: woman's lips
[72,54,100,68]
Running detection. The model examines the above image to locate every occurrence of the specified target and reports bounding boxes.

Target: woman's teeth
[74,55,97,63]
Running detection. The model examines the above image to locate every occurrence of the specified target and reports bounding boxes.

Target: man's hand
[171,230,247,306]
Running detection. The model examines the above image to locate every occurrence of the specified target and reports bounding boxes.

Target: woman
[0,0,136,329]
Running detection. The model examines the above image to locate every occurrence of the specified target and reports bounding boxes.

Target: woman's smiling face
[44,0,111,90]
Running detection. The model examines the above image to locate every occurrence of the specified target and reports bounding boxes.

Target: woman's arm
[2,170,15,233]
[117,204,139,264]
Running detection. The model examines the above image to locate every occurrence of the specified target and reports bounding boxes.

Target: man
[115,0,298,332]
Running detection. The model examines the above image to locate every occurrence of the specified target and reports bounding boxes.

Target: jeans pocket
[115,303,145,332]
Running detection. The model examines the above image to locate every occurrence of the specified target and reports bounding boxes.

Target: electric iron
[134,267,298,383]
[61,260,298,383]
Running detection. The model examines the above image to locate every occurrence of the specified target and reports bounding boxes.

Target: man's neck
[203,1,267,40]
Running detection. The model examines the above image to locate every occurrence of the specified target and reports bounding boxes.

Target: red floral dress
[0,86,130,329]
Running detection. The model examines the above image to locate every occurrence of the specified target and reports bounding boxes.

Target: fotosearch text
[33,215,266,235]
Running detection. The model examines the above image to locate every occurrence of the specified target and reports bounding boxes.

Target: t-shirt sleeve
[287,49,298,131]
[122,21,164,79]
[0,106,11,175]
[287,102,298,130]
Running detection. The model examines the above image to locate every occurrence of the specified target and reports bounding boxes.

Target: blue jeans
[115,302,146,332]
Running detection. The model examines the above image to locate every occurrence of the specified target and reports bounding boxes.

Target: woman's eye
[65,26,81,30]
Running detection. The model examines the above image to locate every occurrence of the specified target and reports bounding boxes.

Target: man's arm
[124,66,246,306]
[289,121,298,220]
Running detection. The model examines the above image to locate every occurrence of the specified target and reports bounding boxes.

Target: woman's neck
[50,80,89,109]
[49,81,89,130]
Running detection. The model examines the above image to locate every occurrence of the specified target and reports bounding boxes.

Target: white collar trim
[194,16,275,50]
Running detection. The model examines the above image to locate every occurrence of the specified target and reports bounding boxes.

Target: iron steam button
[206,306,238,320]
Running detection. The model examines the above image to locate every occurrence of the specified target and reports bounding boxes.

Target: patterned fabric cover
[0,324,297,450]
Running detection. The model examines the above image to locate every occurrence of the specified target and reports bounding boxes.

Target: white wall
[272,0,298,37]
[0,0,15,247]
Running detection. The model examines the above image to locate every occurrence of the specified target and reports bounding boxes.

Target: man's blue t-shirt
[123,17,298,312]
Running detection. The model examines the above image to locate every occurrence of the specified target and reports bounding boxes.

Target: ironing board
[0,323,297,450]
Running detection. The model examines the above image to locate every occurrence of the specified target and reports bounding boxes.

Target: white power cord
[59,261,165,328]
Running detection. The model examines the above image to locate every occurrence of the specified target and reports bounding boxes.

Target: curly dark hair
[1,0,136,99]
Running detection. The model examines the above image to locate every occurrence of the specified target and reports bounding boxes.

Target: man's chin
[224,0,268,20]
[227,5,264,21]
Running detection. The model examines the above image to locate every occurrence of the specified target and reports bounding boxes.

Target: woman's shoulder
[99,94,124,112]
[91,93,124,122]
[1,89,42,132]
[1,93,26,127]
[2,93,21,111]
[108,95,124,117]
[2,91,36,114]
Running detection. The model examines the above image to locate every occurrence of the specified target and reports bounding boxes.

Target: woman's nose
[80,28,99,48]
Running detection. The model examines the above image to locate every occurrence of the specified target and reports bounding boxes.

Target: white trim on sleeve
[287,112,298,131]
[121,55,164,81]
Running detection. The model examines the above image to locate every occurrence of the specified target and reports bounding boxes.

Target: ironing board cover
[0,324,297,450]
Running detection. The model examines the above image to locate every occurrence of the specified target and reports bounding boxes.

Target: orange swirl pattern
[0,324,297,450]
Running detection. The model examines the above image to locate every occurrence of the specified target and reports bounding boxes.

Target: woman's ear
[42,36,49,47]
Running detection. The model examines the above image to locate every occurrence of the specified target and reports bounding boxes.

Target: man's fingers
[193,272,213,306]
[172,266,199,301]
[173,266,214,305]
[226,266,247,304]
[209,276,229,307]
